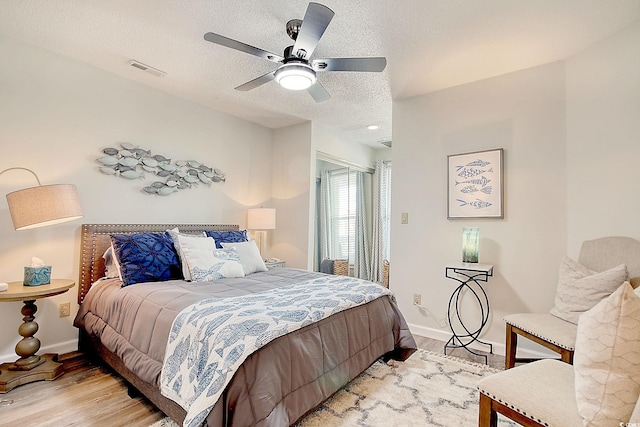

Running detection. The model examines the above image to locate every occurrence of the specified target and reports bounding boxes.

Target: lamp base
[253,230,268,260]
[0,353,64,393]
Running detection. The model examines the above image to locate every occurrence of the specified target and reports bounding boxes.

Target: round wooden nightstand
[0,279,75,393]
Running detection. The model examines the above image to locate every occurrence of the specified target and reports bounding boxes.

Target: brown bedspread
[74,268,416,426]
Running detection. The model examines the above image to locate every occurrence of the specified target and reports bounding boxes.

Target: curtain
[318,169,332,264]
[319,167,372,280]
[369,160,392,283]
[354,171,370,279]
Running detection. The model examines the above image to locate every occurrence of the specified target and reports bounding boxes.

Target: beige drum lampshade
[247,208,276,230]
[6,184,83,230]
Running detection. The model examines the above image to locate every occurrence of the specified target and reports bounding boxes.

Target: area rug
[150,349,516,427]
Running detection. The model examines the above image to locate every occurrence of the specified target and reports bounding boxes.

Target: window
[327,169,356,261]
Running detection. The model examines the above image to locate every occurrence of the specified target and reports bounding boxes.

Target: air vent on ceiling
[380,140,392,148]
[129,60,166,77]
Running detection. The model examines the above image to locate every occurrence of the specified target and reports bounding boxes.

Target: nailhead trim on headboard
[78,223,239,304]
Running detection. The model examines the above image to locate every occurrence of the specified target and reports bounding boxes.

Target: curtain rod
[316,151,374,174]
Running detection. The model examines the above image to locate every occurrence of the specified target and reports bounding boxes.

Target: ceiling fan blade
[307,81,331,103]
[235,71,276,91]
[292,3,335,59]
[204,32,284,63]
[312,57,387,72]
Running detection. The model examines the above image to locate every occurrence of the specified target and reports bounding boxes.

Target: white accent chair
[477,359,640,427]
[503,236,640,370]
[479,279,640,427]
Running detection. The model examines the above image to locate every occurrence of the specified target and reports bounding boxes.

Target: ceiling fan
[203,2,386,103]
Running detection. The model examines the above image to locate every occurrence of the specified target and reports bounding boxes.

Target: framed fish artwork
[447,148,504,219]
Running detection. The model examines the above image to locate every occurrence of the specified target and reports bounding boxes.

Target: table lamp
[0,167,82,395]
[2,167,83,230]
[462,227,479,263]
[247,208,276,258]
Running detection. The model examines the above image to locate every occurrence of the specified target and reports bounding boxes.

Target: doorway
[314,154,373,279]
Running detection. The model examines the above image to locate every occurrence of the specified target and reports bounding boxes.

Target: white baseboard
[408,323,555,360]
[0,339,78,364]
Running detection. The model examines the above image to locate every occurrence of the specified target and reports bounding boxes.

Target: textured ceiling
[1,0,638,147]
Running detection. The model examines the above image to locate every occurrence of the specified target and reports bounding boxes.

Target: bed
[73,223,417,427]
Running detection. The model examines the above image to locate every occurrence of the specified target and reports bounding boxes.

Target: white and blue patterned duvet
[160,275,392,427]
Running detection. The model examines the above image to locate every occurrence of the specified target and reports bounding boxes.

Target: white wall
[566,20,640,255]
[392,61,568,356]
[269,122,379,270]
[374,146,392,162]
[391,19,640,357]
[271,123,313,269]
[0,36,273,361]
[313,123,377,169]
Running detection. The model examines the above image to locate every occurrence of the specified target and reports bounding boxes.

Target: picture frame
[447,148,503,219]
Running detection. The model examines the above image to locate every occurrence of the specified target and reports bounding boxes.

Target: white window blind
[328,169,356,261]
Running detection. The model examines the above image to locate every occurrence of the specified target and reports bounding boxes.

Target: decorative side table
[0,279,75,393]
[444,263,493,364]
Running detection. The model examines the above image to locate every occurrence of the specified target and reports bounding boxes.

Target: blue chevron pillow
[205,230,248,248]
[110,232,181,286]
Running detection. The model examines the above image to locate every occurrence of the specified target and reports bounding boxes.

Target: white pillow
[177,234,244,281]
[221,240,268,275]
[574,282,640,425]
[550,256,628,324]
[166,228,207,281]
[102,245,122,280]
[630,397,640,424]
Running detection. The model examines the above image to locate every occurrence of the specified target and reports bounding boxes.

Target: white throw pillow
[167,228,207,281]
[550,256,628,324]
[177,234,244,281]
[102,245,121,280]
[630,396,640,424]
[221,240,268,275]
[574,282,640,425]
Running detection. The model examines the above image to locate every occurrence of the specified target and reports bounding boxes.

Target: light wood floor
[0,352,165,427]
[0,337,504,426]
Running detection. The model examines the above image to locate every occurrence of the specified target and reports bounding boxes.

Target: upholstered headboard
[78,223,239,303]
[578,236,640,287]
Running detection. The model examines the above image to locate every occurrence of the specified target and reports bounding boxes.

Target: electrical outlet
[59,302,70,317]
[413,293,421,305]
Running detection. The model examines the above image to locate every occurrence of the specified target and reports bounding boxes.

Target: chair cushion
[477,359,582,427]
[550,256,627,324]
[574,282,640,425]
[504,313,577,351]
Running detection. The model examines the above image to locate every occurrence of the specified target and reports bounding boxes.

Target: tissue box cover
[23,266,51,286]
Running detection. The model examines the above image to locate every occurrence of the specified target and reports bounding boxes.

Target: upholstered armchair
[503,236,640,369]
[478,281,640,426]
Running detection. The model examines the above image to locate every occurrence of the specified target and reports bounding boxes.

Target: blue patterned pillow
[110,232,181,286]
[205,230,248,249]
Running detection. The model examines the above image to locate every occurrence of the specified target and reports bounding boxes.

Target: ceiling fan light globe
[275,63,316,90]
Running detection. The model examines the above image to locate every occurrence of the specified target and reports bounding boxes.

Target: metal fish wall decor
[97,143,226,196]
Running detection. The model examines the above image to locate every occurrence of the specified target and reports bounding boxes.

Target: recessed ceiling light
[366,125,380,130]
